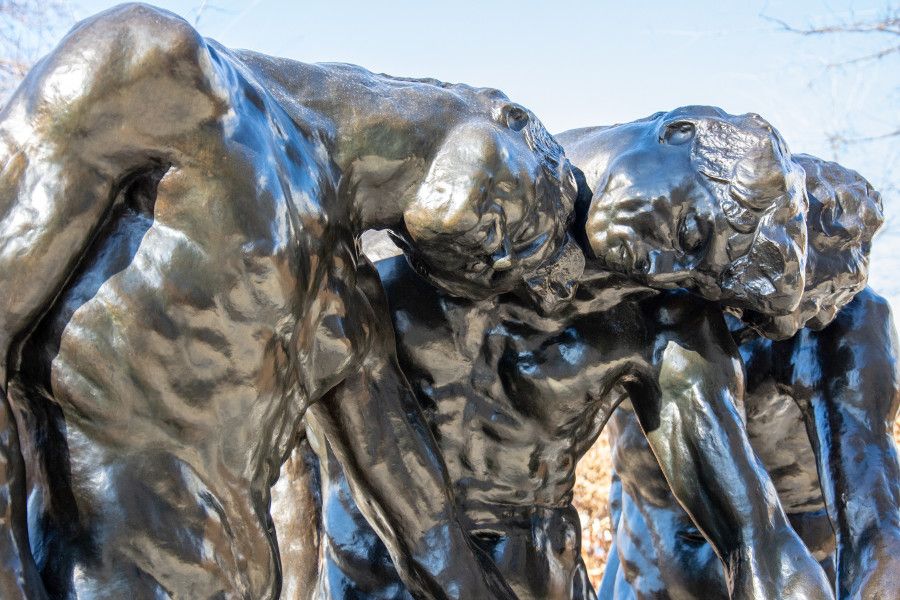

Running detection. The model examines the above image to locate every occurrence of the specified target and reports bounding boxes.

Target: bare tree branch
[829,44,900,67]
[762,14,900,37]
[829,129,900,145]
[762,6,898,196]
[194,0,209,26]
[762,9,900,71]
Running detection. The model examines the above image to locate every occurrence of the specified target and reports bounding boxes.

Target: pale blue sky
[71,2,894,162]
[63,1,900,300]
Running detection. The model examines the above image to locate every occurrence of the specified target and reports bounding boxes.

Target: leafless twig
[762,9,900,68]
[762,14,900,36]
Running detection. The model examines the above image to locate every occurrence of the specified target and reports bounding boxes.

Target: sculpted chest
[496,304,652,429]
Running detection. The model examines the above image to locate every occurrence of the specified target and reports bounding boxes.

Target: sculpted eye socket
[678,212,708,253]
[504,105,530,131]
[661,121,695,145]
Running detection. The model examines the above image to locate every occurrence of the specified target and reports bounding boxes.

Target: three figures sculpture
[0,4,895,599]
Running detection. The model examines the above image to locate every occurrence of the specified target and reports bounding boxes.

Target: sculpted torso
[313,254,824,600]
[381,260,652,512]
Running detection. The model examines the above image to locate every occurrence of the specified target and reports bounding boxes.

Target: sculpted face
[577,106,808,317]
[397,98,579,300]
[744,153,883,338]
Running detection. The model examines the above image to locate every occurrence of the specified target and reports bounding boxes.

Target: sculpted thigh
[315,447,412,600]
[608,408,726,600]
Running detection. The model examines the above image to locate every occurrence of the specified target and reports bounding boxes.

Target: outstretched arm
[629,296,832,600]
[796,288,900,600]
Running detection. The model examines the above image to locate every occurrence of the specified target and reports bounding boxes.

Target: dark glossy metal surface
[303,269,830,600]
[296,112,842,600]
[560,111,898,599]
[558,107,809,332]
[1,3,893,597]
[0,4,580,598]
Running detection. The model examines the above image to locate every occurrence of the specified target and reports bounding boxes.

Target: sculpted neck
[236,51,473,233]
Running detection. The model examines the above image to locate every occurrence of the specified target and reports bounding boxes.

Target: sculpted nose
[730,143,789,212]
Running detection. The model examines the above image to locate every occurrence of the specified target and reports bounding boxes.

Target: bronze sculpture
[300,108,838,599]
[0,2,895,598]
[0,4,580,598]
[567,132,899,599]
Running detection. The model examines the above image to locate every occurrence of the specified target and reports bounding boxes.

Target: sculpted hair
[745,154,884,338]
[524,112,578,224]
[685,110,809,317]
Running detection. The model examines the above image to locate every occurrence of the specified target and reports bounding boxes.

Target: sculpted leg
[313,441,412,600]
[792,289,900,599]
[597,471,621,600]
[631,298,832,599]
[606,407,727,600]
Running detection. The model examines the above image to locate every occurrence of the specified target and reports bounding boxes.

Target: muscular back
[5,15,381,599]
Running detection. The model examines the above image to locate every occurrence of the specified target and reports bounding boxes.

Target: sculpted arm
[796,288,900,599]
[630,299,832,600]
[305,261,514,600]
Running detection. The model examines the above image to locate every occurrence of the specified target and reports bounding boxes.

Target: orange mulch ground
[572,412,900,591]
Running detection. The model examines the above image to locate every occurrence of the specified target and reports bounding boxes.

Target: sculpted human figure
[558,110,899,599]
[292,108,835,599]
[0,4,580,598]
